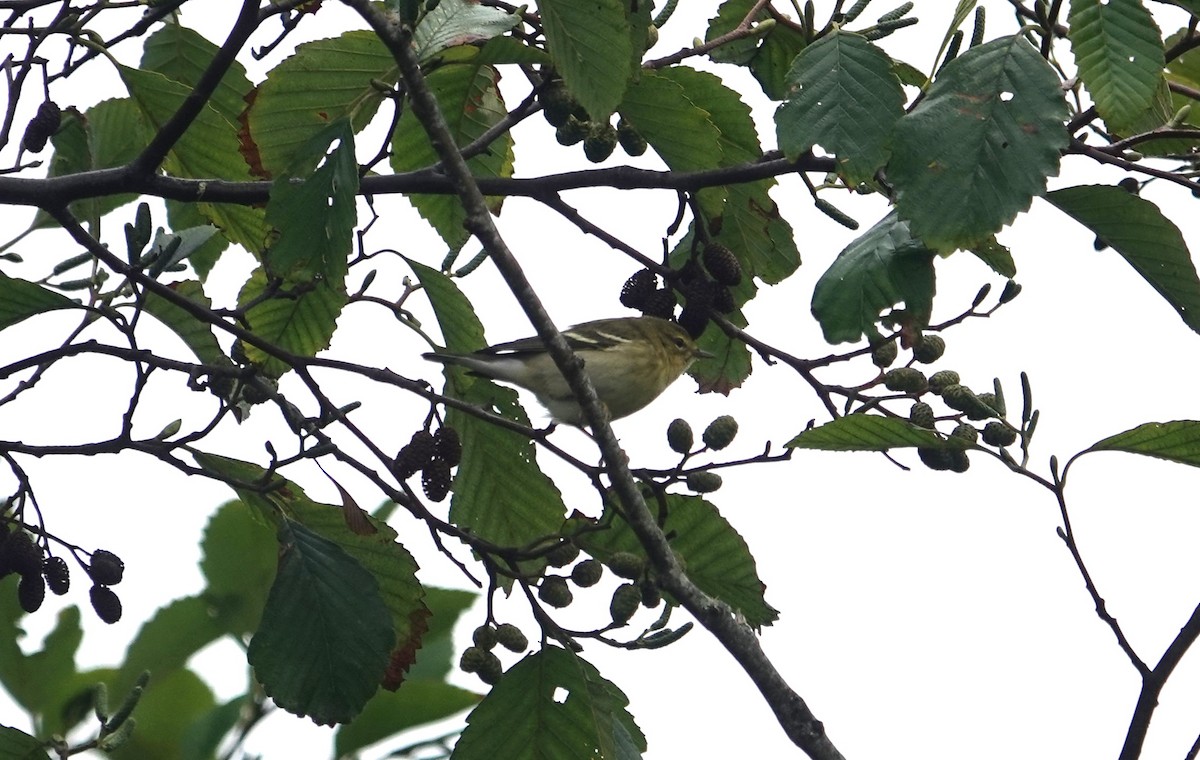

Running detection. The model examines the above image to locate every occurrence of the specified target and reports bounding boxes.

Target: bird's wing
[481,320,632,355]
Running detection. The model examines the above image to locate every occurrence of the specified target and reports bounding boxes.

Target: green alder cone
[686,471,723,493]
[610,583,641,625]
[667,418,694,454]
[702,415,739,450]
[571,559,603,587]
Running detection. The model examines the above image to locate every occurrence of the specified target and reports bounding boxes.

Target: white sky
[4,1,1200,759]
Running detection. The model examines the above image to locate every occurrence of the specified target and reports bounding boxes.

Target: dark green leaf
[453,647,645,760]
[776,31,905,185]
[142,281,234,369]
[1086,420,1200,466]
[0,272,77,331]
[199,500,276,635]
[539,0,631,120]
[968,237,1017,278]
[1046,184,1200,334]
[247,519,393,725]
[334,680,480,757]
[112,596,225,697]
[889,35,1069,250]
[0,725,50,760]
[811,211,936,344]
[787,414,949,450]
[413,0,520,61]
[141,22,253,125]
[180,696,247,760]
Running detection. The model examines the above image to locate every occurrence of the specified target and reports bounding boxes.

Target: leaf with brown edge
[382,603,432,691]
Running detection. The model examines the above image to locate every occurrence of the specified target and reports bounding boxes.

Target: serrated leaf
[405,587,477,682]
[120,66,268,254]
[539,0,631,120]
[0,726,49,760]
[619,70,726,217]
[889,35,1069,251]
[247,519,393,725]
[578,493,778,629]
[1068,0,1164,134]
[413,0,521,61]
[200,501,276,635]
[391,60,512,249]
[142,280,233,368]
[1086,420,1200,466]
[811,211,935,344]
[776,31,905,185]
[265,119,357,284]
[408,261,566,549]
[242,31,394,177]
[0,272,77,331]
[787,414,949,450]
[1046,184,1200,334]
[968,237,1017,278]
[452,646,645,760]
[704,0,807,99]
[238,266,348,378]
[141,21,252,126]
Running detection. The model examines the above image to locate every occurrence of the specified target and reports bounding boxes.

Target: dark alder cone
[43,556,70,595]
[545,541,580,568]
[395,430,436,479]
[459,646,487,673]
[477,651,504,685]
[495,623,529,652]
[702,415,739,450]
[421,460,453,502]
[540,80,572,127]
[433,426,462,467]
[472,624,497,651]
[918,447,954,471]
[982,421,1019,447]
[538,576,573,608]
[21,101,62,153]
[702,243,743,286]
[87,549,124,586]
[582,123,618,163]
[686,471,723,493]
[951,423,978,444]
[570,559,603,587]
[666,418,694,454]
[18,573,46,613]
[640,578,662,608]
[616,118,648,156]
[712,284,735,315]
[608,552,645,580]
[871,341,899,368]
[555,115,588,146]
[90,585,123,624]
[640,288,677,320]
[677,307,710,339]
[912,335,946,364]
[909,402,936,429]
[610,583,642,625]
[949,450,971,473]
[619,269,657,310]
[5,531,44,576]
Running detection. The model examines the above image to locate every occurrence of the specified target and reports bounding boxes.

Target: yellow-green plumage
[423,316,710,425]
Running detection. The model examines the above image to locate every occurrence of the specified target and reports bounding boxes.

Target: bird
[423,316,712,425]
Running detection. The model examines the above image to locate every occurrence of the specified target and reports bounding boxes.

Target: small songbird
[423,316,712,425]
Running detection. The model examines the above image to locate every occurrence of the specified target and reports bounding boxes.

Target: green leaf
[1086,420,1200,466]
[119,66,268,254]
[413,0,521,61]
[775,31,905,185]
[409,262,567,549]
[888,35,1069,250]
[334,680,480,757]
[112,596,225,697]
[247,519,393,725]
[406,587,477,681]
[453,646,645,760]
[17,607,82,716]
[1045,184,1200,335]
[264,119,358,284]
[935,1,980,72]
[142,281,233,369]
[539,0,631,120]
[1068,0,1164,134]
[0,272,77,331]
[579,493,778,629]
[787,414,949,450]
[109,669,214,760]
[968,237,1018,278]
[200,500,276,635]
[0,726,49,760]
[180,696,246,760]
[141,21,252,125]
[238,266,348,378]
[391,60,513,249]
[619,70,726,218]
[811,211,936,344]
[165,202,229,281]
[242,31,394,177]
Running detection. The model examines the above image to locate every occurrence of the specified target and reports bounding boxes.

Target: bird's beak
[695,348,716,359]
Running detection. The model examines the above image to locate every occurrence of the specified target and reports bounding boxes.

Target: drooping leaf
[405,587,477,682]
[413,0,521,61]
[787,414,950,451]
[1085,420,1200,466]
[539,0,631,120]
[0,272,78,331]
[811,211,936,344]
[238,266,348,378]
[1046,184,1200,335]
[453,647,645,760]
[142,280,233,369]
[247,519,393,725]
[264,119,358,285]
[1068,0,1164,134]
[241,31,394,177]
[969,237,1018,278]
[775,31,905,185]
[888,35,1069,250]
[578,493,779,629]
[391,59,513,249]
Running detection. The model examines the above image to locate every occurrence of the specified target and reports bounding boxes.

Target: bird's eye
[672,336,688,349]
